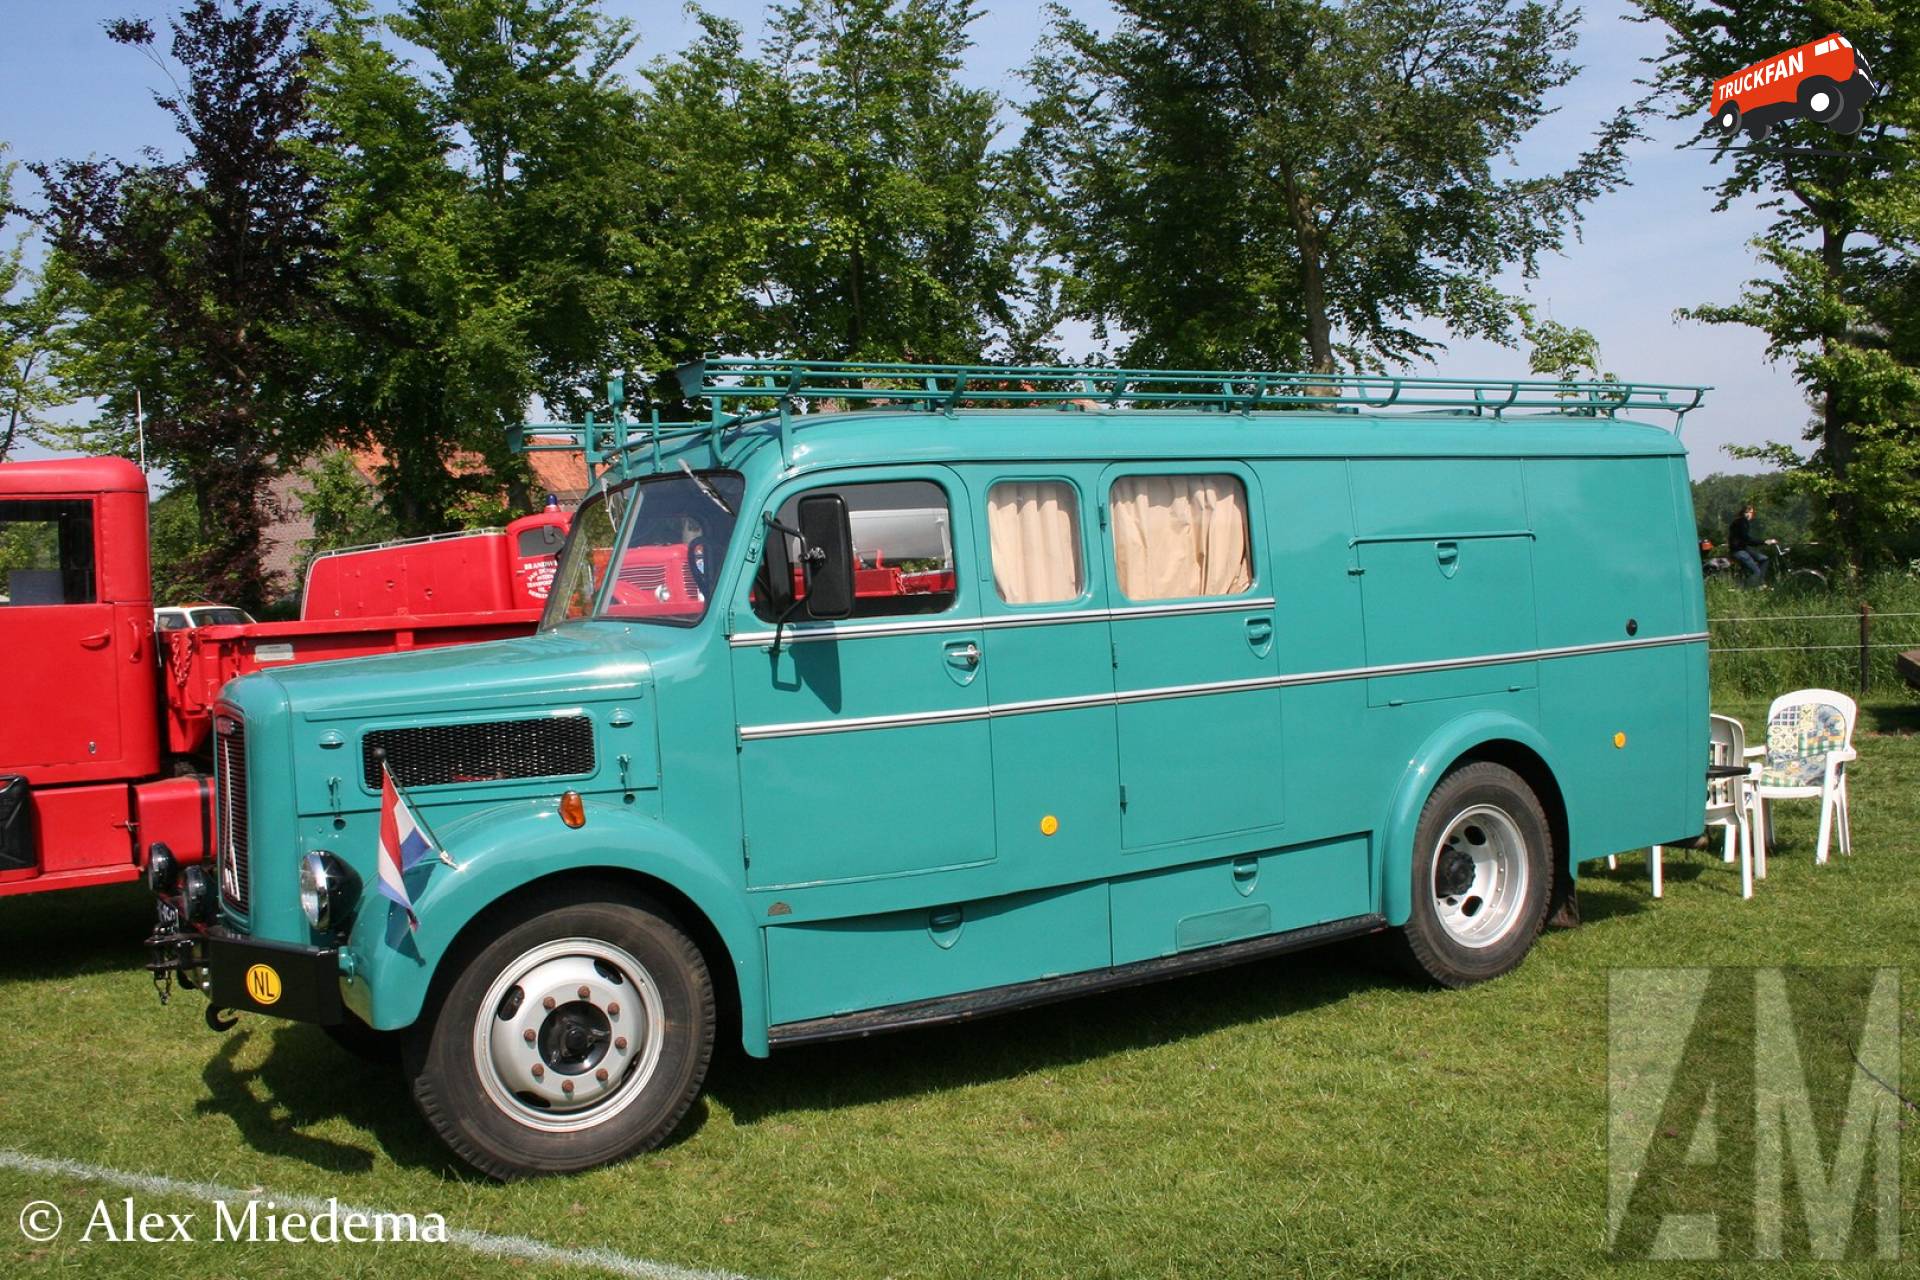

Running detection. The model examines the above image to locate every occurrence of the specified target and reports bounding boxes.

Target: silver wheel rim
[1809,91,1832,113]
[1430,805,1530,950]
[473,937,667,1134]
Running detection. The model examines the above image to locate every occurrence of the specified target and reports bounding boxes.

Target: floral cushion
[1761,701,1848,788]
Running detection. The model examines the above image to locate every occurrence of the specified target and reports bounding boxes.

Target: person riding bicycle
[1729,502,1776,586]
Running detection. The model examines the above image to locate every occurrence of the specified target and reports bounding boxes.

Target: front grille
[215,719,249,912]
[363,715,596,790]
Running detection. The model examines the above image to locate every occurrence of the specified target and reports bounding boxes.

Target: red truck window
[0,499,96,606]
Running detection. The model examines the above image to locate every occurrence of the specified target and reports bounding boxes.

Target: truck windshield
[540,471,745,630]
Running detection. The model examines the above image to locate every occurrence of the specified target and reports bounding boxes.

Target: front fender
[340,798,768,1054]
[1378,712,1569,926]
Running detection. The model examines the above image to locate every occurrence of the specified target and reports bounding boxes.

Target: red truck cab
[1,458,167,889]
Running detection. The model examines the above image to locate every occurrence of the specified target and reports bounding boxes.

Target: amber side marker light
[559,790,586,828]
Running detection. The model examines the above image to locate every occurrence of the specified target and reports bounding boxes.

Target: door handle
[79,630,110,649]
[945,641,981,668]
[1245,617,1273,644]
[128,618,145,661]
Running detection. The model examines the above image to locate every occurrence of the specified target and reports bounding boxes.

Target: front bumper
[148,914,343,1027]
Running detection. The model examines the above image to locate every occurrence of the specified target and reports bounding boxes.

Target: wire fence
[1705,594,1920,698]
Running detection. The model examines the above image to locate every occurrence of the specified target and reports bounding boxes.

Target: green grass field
[1,700,1915,1278]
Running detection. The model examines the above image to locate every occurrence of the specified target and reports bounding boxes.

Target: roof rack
[675,358,1709,433]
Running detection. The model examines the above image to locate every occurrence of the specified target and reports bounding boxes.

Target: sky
[0,0,1811,478]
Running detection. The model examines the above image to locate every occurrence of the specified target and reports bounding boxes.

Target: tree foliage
[1633,0,1920,577]
[1019,0,1640,372]
[31,1,332,609]
[0,147,77,464]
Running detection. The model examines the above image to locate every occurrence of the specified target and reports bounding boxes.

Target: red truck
[1709,33,1876,140]
[0,456,563,899]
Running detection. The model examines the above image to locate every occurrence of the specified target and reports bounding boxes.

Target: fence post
[1859,601,1872,697]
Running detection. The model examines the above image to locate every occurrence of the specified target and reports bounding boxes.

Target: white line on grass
[0,1148,757,1280]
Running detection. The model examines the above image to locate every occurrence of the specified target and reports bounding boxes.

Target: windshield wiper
[679,460,735,517]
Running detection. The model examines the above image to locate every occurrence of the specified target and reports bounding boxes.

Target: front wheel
[404,889,715,1179]
[1392,762,1552,988]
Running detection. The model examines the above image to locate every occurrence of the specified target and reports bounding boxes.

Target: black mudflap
[0,776,34,873]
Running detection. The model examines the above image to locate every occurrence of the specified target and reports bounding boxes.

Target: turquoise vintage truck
[148,360,1711,1178]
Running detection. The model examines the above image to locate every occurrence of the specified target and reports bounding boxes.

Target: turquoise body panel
[216,407,1709,1056]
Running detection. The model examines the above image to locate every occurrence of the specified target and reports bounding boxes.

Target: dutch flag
[376,764,436,930]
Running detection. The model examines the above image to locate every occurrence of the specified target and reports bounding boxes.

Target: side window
[987,480,1083,605]
[1108,474,1253,601]
[756,480,957,620]
[0,499,96,606]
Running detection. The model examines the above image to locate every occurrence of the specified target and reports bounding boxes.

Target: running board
[767,912,1390,1048]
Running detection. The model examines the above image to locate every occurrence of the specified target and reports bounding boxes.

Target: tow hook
[206,1006,239,1032]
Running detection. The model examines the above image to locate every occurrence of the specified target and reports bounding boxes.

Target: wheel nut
[542,995,556,1010]
[607,1001,620,1016]
[531,1063,544,1078]
[561,1079,574,1094]
[577,985,591,999]
[614,1036,627,1052]
[523,1028,536,1043]
[595,1068,609,1083]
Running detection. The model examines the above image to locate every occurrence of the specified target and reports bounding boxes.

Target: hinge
[1110,638,1119,669]
[741,834,751,868]
[1347,566,1365,576]
[1097,504,1108,529]
[1119,783,1128,810]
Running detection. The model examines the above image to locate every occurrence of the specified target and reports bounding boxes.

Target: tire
[1391,762,1552,988]
[404,887,715,1180]
[1714,101,1741,135]
[1798,75,1845,124]
[1745,118,1772,143]
[1829,102,1865,136]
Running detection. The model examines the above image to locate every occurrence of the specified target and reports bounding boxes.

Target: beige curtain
[988,481,1083,605]
[1109,474,1252,600]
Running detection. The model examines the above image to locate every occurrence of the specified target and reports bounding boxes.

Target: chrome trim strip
[736,631,1708,741]
[728,596,1279,647]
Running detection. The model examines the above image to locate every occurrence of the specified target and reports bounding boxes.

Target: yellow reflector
[560,791,586,828]
[1613,732,1627,749]
[1040,815,1060,837]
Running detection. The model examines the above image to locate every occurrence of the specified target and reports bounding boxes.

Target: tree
[33,2,333,609]
[0,146,74,463]
[1020,0,1639,373]
[1633,0,1920,578]
[305,0,645,531]
[289,448,396,583]
[761,0,1016,361]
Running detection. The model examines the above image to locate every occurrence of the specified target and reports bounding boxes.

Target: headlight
[299,852,358,930]
[146,843,179,895]
[180,865,214,923]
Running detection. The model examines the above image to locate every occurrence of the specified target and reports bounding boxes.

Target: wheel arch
[1379,713,1573,926]
[341,801,770,1055]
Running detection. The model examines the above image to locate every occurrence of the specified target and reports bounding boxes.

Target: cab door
[0,496,123,777]
[730,468,996,888]
[1100,464,1285,851]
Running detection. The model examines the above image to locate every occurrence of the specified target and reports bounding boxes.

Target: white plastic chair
[1748,688,1857,866]
[1627,714,1756,899]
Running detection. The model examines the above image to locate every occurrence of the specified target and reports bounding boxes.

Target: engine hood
[251,622,657,721]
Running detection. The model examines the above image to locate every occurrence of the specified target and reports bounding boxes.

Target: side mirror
[797,493,855,620]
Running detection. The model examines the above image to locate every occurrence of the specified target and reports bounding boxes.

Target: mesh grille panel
[363,716,596,790]
[216,721,249,912]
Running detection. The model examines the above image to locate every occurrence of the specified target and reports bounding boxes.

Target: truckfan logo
[1710,33,1877,141]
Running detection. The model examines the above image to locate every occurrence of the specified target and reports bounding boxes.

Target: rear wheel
[1392,762,1552,988]
[1714,101,1741,135]
[404,889,714,1179]
[1798,75,1845,124]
